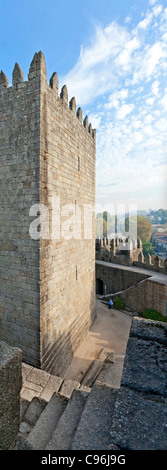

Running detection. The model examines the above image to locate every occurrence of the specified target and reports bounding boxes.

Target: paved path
[64,299,132,386]
[21,299,132,399]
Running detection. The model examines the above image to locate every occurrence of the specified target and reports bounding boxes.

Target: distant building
[151,232,167,260]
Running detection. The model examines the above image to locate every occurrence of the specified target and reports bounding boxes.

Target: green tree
[95,214,107,238]
[125,215,152,242]
[142,241,155,257]
[103,211,115,236]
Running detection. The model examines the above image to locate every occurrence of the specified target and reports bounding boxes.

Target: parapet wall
[0,52,96,141]
[96,238,167,274]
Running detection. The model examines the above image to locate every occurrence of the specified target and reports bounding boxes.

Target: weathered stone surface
[25,367,50,388]
[96,355,125,389]
[0,341,22,449]
[0,397,20,450]
[72,384,118,450]
[121,337,167,396]
[59,379,80,398]
[130,316,167,347]
[40,375,63,401]
[110,388,167,450]
[27,393,67,450]
[20,399,29,421]
[22,364,33,381]
[0,341,22,415]
[19,421,32,434]
[81,359,104,388]
[23,396,47,426]
[46,390,87,450]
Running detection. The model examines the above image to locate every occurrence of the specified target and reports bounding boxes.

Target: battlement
[0,51,96,141]
[95,238,167,274]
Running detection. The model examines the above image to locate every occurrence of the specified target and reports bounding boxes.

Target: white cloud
[60,3,167,209]
[153,5,163,17]
[116,103,134,120]
[149,0,158,5]
[151,80,160,95]
[137,13,153,30]
[60,22,130,105]
[146,97,155,105]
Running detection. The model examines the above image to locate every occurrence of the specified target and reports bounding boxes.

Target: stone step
[20,399,30,422]
[72,384,118,450]
[58,379,80,399]
[22,397,47,427]
[80,360,104,388]
[46,389,88,450]
[26,393,68,450]
[96,354,125,389]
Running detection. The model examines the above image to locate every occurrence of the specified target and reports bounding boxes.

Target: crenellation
[76,107,82,122]
[0,70,9,89]
[83,115,88,129]
[28,51,47,82]
[12,63,24,85]
[60,84,68,105]
[88,123,92,135]
[96,237,167,274]
[49,72,59,93]
[69,96,76,114]
[92,129,96,140]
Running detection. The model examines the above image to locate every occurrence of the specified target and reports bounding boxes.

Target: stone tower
[0,51,96,375]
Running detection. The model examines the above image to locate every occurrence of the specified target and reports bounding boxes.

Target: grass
[139,308,167,323]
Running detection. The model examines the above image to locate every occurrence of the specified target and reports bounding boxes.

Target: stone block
[40,375,63,401]
[59,379,80,399]
[130,316,167,347]
[121,337,167,397]
[23,397,47,426]
[72,384,118,450]
[110,388,167,450]
[0,341,22,449]
[46,389,87,450]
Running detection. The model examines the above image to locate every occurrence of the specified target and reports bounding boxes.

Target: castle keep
[0,51,96,375]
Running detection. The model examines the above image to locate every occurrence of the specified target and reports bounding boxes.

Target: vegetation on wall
[139,308,167,323]
[113,297,125,310]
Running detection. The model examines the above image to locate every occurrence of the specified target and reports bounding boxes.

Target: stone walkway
[21,299,132,401]
[64,299,131,385]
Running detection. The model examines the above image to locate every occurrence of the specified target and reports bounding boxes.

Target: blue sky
[1,0,167,211]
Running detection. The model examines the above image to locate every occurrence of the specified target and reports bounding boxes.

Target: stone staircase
[16,383,118,450]
[16,317,167,450]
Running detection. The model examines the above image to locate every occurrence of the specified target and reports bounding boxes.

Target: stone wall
[39,54,96,374]
[96,262,149,294]
[0,62,41,366]
[0,341,22,449]
[0,52,96,375]
[96,262,167,316]
[96,238,167,274]
[120,279,167,316]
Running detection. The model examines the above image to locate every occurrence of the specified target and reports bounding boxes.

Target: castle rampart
[96,238,167,274]
[0,51,96,375]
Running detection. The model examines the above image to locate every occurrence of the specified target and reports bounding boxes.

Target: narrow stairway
[16,383,118,450]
